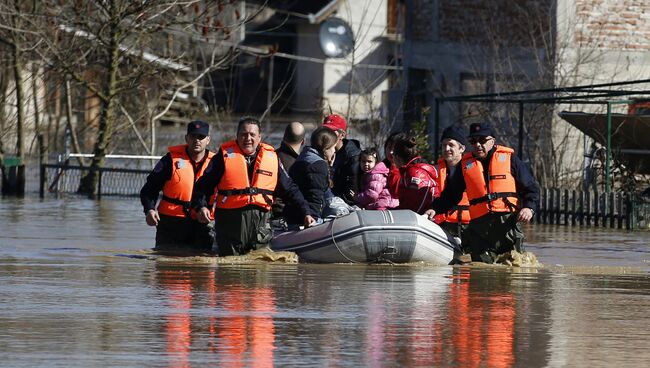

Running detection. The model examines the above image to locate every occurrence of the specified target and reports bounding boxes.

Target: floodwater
[1,197,649,367]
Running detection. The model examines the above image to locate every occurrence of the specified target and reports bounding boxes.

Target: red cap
[323,114,347,131]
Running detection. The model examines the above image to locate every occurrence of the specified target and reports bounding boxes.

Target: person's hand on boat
[517,207,534,223]
[145,209,160,226]
[424,209,436,222]
[196,207,212,224]
[304,215,316,228]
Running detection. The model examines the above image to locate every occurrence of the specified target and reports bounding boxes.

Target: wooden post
[39,163,45,198]
[579,190,585,226]
[585,191,590,226]
[97,169,102,200]
[549,189,555,225]
[555,188,561,224]
[594,191,600,226]
[564,189,569,225]
[609,192,615,228]
[617,193,624,229]
[571,190,577,226]
[626,193,633,230]
[540,188,545,224]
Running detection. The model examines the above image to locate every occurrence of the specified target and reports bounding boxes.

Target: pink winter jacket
[355,161,399,210]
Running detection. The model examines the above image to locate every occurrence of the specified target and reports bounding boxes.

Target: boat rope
[330,216,358,263]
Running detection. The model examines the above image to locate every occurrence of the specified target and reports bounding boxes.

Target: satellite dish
[319,17,354,58]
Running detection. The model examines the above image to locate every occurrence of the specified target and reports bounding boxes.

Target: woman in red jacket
[393,134,439,215]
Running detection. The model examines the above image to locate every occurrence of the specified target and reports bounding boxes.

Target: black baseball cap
[468,122,495,138]
[187,120,209,136]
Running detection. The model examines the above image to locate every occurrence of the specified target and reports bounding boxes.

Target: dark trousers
[155,215,215,254]
[464,212,525,263]
[214,206,272,256]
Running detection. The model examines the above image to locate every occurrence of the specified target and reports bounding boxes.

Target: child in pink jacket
[355,148,399,210]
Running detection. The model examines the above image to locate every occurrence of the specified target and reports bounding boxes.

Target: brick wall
[438,0,551,46]
[575,0,650,49]
[410,0,435,41]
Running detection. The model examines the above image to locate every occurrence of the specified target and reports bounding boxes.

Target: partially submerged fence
[40,163,150,199]
[39,161,650,230]
[535,188,650,230]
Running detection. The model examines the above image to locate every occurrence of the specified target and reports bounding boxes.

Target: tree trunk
[77,16,121,197]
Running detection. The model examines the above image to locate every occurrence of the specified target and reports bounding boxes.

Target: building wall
[294,0,390,121]
[404,0,552,170]
[405,0,650,186]
[555,0,650,186]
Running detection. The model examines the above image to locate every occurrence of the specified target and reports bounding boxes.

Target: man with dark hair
[323,114,361,205]
[140,120,215,254]
[433,125,471,243]
[426,122,539,263]
[192,117,315,256]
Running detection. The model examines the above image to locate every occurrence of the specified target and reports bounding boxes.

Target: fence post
[555,188,561,224]
[578,190,583,226]
[563,189,569,225]
[617,193,624,229]
[97,169,102,200]
[628,194,635,230]
[39,164,45,198]
[543,188,549,224]
[571,190,577,226]
[585,191,591,226]
[549,189,555,225]
[594,191,600,227]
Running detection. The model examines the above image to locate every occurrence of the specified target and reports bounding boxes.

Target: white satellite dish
[319,17,354,58]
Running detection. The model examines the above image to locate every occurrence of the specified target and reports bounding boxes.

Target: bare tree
[31,0,246,196]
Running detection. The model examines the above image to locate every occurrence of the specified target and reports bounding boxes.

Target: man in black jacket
[276,121,305,171]
[272,122,305,220]
[323,114,361,205]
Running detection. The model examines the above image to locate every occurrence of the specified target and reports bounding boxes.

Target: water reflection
[1,197,650,367]
[154,265,277,368]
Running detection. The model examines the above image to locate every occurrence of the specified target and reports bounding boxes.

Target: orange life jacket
[461,145,519,219]
[437,158,471,224]
[159,145,215,218]
[216,141,278,210]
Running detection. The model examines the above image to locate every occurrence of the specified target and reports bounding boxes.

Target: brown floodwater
[1,197,649,367]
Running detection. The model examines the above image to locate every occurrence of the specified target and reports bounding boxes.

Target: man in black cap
[426,122,539,263]
[140,120,216,254]
[433,125,471,246]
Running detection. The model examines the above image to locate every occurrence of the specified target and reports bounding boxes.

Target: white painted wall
[294,0,389,120]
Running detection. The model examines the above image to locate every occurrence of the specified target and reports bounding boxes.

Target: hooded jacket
[355,161,399,210]
[331,138,361,204]
[283,146,331,224]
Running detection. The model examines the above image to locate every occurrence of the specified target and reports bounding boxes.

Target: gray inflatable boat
[271,210,459,264]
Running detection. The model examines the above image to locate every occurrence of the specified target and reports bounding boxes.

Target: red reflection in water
[157,269,277,368]
[159,270,193,368]
[366,270,516,367]
[444,270,515,368]
[216,288,276,368]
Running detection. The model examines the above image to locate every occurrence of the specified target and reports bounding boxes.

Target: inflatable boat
[271,210,460,264]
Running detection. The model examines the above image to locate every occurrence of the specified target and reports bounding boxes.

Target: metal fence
[38,164,650,230]
[40,163,150,199]
[534,188,650,230]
